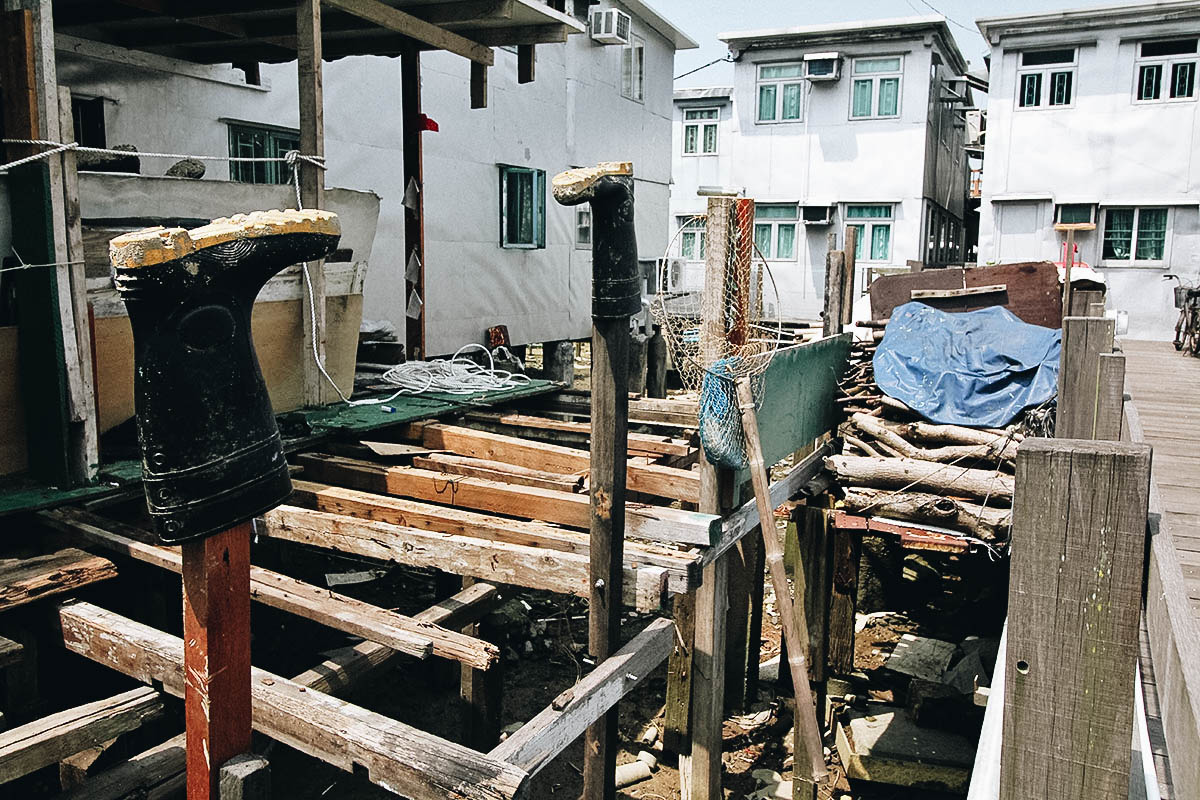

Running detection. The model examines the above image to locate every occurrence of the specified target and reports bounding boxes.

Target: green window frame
[499,165,546,249]
[753,204,798,261]
[756,63,804,123]
[683,108,719,155]
[1102,207,1167,263]
[850,56,902,119]
[1017,49,1076,108]
[846,204,893,262]
[678,216,707,261]
[1135,39,1197,102]
[227,122,299,185]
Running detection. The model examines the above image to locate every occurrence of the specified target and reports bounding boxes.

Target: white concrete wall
[669,34,968,322]
[978,23,1200,340]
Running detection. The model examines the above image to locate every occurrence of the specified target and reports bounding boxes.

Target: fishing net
[651,198,784,468]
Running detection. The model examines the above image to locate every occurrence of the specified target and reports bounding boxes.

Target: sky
[653,0,1120,88]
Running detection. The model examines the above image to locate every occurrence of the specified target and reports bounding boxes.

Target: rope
[0,244,84,274]
[0,139,327,175]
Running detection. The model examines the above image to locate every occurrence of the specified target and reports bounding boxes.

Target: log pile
[830,326,1022,543]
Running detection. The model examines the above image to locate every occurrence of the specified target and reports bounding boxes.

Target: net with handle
[651,197,784,468]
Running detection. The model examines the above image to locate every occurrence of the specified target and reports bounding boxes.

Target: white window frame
[849,56,903,120]
[682,107,720,156]
[1100,206,1170,267]
[844,203,894,263]
[1133,39,1198,104]
[755,63,805,124]
[753,204,799,262]
[677,216,706,262]
[621,34,645,102]
[575,206,592,250]
[1016,48,1077,110]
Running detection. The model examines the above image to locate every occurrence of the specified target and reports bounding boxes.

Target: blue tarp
[873,302,1061,428]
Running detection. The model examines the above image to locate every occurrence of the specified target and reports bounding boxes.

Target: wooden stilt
[182,523,253,800]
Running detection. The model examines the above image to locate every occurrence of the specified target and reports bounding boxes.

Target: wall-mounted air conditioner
[660,257,687,294]
[590,8,631,45]
[801,205,834,225]
[803,52,842,81]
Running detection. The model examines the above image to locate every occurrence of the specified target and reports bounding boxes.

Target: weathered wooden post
[1001,438,1151,800]
[552,162,638,800]
[1056,316,1116,439]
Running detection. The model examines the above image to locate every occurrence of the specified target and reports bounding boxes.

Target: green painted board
[0,460,140,517]
[752,333,852,469]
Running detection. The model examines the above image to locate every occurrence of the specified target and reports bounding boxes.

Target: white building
[976,1,1200,340]
[669,17,973,322]
[9,1,695,358]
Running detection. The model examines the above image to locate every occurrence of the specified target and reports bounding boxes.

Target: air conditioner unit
[803,52,842,81]
[590,8,631,45]
[801,205,834,225]
[660,257,687,294]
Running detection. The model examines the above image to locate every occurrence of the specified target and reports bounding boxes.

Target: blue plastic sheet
[873,302,1061,428]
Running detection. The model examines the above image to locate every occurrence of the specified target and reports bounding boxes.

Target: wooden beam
[1056,316,1117,439]
[1095,352,1126,442]
[294,453,717,546]
[1000,439,1151,800]
[0,635,24,670]
[57,601,531,800]
[298,0,330,406]
[463,23,568,46]
[322,0,494,65]
[841,226,858,327]
[260,504,667,610]
[413,452,584,493]
[58,733,186,800]
[39,508,501,670]
[419,0,515,27]
[404,421,699,501]
[470,60,488,108]
[490,617,674,776]
[0,547,116,612]
[823,247,846,338]
[467,412,694,457]
[182,524,253,800]
[517,44,535,83]
[288,480,697,593]
[0,687,162,784]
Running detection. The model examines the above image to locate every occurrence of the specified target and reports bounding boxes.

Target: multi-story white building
[976,1,1200,340]
[669,16,973,321]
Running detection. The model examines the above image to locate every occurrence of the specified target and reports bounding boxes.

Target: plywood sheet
[869,262,1063,328]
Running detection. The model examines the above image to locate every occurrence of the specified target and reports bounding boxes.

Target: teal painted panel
[753,333,852,468]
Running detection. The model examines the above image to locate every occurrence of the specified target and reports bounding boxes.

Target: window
[683,108,719,155]
[1017,49,1076,108]
[753,204,798,260]
[72,96,106,148]
[1102,207,1167,263]
[756,63,805,122]
[228,122,299,184]
[1135,39,1197,102]
[499,166,546,249]
[678,216,706,261]
[575,206,592,250]
[1056,204,1096,224]
[621,35,645,102]
[846,204,893,261]
[850,57,902,119]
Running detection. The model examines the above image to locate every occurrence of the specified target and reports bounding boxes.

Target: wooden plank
[259,505,667,611]
[40,507,505,669]
[662,592,695,754]
[405,421,699,502]
[0,547,116,612]
[413,452,584,493]
[324,0,494,65]
[1070,288,1105,317]
[911,283,1006,300]
[1000,439,1151,800]
[459,577,503,751]
[293,453,717,547]
[841,226,857,328]
[57,601,531,800]
[823,249,845,337]
[490,617,674,776]
[869,262,1063,328]
[0,686,162,783]
[529,392,698,428]
[468,412,694,457]
[297,0,330,406]
[1056,316,1116,439]
[182,524,252,800]
[826,529,859,675]
[288,480,697,592]
[1095,352,1126,443]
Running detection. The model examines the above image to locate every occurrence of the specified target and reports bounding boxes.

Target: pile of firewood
[836,337,881,414]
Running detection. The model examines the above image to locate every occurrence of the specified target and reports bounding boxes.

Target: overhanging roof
[619,0,698,50]
[977,1,1200,45]
[49,0,585,64]
[719,14,969,76]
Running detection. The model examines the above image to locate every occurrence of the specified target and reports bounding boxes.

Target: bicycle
[1164,274,1200,356]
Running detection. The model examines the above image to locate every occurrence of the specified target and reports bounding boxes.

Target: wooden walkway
[1123,338,1200,798]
